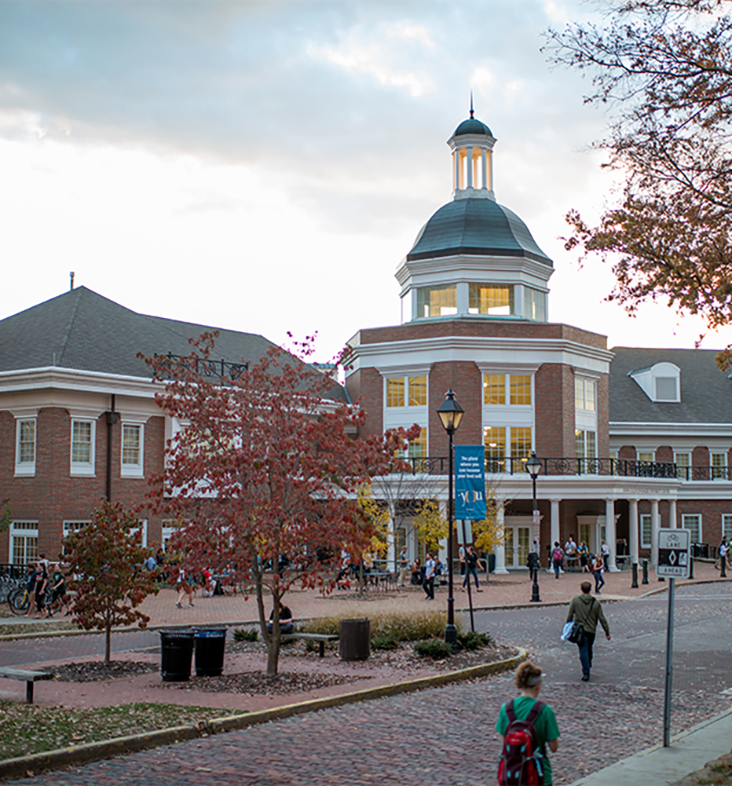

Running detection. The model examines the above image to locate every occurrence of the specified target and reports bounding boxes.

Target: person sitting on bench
[266,601,294,634]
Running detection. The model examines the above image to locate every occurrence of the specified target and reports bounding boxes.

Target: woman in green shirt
[496,661,560,785]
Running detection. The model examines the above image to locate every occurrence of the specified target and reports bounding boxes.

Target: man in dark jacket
[566,581,611,681]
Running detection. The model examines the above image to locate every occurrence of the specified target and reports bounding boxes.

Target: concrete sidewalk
[570,709,732,786]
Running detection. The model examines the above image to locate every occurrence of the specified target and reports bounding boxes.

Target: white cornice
[349,335,613,374]
[0,367,160,398]
[610,422,732,438]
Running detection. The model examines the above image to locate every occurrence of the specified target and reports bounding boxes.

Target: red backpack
[497,699,546,786]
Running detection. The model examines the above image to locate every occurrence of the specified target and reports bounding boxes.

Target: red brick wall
[596,373,610,458]
[345,368,384,439]
[0,408,166,562]
[428,361,482,455]
[535,364,575,456]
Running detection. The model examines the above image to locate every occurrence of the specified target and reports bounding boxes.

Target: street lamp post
[526,451,542,603]
[436,388,464,646]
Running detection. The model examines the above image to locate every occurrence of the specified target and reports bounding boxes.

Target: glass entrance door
[505,526,530,568]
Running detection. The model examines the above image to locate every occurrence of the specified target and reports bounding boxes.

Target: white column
[651,499,660,566]
[548,499,560,572]
[481,148,487,189]
[669,499,677,529]
[494,499,509,574]
[605,498,618,571]
[629,498,640,565]
[454,150,460,191]
[466,146,473,188]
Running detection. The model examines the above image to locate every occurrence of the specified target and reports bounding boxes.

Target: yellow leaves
[356,484,391,554]
[412,500,448,553]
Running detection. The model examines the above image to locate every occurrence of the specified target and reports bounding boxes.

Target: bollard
[722,557,727,578]
[632,562,638,589]
[689,556,694,580]
[642,559,649,585]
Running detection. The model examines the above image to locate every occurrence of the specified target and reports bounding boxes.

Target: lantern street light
[436,388,464,646]
[526,450,542,603]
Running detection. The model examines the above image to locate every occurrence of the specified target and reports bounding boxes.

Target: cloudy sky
[2,0,729,361]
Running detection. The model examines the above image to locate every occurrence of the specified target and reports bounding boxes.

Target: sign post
[656,528,691,747]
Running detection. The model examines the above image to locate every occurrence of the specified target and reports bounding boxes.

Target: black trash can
[194,627,227,677]
[160,629,195,682]
[339,618,370,661]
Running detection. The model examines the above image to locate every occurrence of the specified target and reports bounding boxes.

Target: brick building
[345,111,732,573]
[0,287,295,564]
[3,112,731,573]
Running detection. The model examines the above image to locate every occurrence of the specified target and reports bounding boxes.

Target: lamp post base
[530,570,541,603]
[445,623,458,646]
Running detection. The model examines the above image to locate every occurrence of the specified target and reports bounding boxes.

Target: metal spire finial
[469,91,474,118]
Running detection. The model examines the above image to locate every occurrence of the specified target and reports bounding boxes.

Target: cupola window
[469,284,513,316]
[416,285,457,318]
[523,288,547,321]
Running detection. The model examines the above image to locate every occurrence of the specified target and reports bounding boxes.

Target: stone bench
[0,666,53,703]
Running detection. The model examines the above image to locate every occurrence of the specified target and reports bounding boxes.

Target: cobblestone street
[4,582,731,785]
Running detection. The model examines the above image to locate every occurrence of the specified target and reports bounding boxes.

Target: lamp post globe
[436,389,464,645]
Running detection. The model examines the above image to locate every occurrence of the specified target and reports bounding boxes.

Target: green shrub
[371,633,400,651]
[233,628,258,642]
[456,630,492,651]
[413,638,452,659]
[302,611,455,644]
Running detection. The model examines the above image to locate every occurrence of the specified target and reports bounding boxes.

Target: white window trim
[640,514,652,549]
[62,521,91,554]
[130,519,148,548]
[681,513,702,543]
[15,417,37,477]
[9,520,39,565]
[629,362,681,403]
[70,419,96,477]
[121,422,145,478]
[722,514,732,541]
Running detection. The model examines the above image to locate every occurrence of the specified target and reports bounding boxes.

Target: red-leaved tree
[65,500,158,664]
[144,333,416,675]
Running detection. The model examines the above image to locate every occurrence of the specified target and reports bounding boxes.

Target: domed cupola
[396,107,553,325]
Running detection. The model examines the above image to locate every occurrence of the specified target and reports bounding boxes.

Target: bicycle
[8,585,31,615]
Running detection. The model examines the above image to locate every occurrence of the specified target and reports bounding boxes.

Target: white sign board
[657,529,691,578]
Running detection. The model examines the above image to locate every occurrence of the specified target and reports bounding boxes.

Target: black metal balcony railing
[404,455,724,480]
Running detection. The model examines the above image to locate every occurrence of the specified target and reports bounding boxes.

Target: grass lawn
[0,702,246,761]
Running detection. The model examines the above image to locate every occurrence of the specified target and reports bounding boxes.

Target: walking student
[423,552,436,600]
[551,542,563,579]
[566,581,611,681]
[398,546,410,588]
[462,545,482,592]
[496,661,560,785]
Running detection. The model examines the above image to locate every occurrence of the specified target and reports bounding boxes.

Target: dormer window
[629,362,681,403]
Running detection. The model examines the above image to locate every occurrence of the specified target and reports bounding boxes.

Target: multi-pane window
[483,374,532,406]
[10,521,38,565]
[408,428,427,458]
[509,376,532,406]
[386,378,405,408]
[16,419,36,473]
[468,284,513,316]
[638,452,654,463]
[723,514,732,541]
[484,427,506,458]
[711,453,727,480]
[681,513,701,542]
[675,452,691,480]
[386,376,427,408]
[576,430,597,459]
[511,427,532,461]
[483,374,506,405]
[416,285,457,318]
[408,376,427,406]
[71,420,95,474]
[62,521,89,554]
[524,288,546,321]
[121,424,143,476]
[575,378,596,411]
[640,514,652,549]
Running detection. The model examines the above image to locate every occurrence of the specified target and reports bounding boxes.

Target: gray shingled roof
[406,198,552,265]
[0,287,347,401]
[609,347,732,424]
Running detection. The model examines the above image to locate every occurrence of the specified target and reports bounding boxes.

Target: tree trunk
[104,622,111,665]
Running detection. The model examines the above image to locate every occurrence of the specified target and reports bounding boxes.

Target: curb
[0,648,526,781]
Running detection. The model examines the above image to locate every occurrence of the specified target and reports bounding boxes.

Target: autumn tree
[545,0,732,363]
[145,334,413,676]
[64,500,158,665]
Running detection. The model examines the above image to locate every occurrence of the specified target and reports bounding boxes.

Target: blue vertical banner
[454,445,487,520]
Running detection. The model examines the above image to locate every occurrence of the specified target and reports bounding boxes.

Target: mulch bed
[51,661,159,682]
[160,671,365,695]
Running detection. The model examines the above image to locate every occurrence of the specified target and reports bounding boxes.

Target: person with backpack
[566,581,611,681]
[496,661,559,785]
[551,542,563,579]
